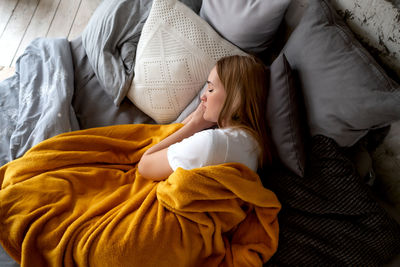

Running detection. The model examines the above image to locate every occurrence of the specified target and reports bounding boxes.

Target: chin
[204,115,216,123]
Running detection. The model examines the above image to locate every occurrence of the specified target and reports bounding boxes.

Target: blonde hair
[216,55,273,166]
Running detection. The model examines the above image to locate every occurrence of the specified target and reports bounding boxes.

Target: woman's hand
[184,103,216,131]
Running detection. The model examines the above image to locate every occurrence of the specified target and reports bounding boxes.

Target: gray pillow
[82,0,153,106]
[283,0,400,147]
[199,0,291,53]
[268,53,306,177]
[179,0,202,14]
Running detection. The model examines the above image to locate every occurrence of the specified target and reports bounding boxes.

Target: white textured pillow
[127,0,247,123]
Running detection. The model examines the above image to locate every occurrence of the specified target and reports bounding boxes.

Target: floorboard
[0,0,19,38]
[0,0,101,67]
[12,0,61,65]
[46,0,82,39]
[68,0,102,40]
[0,0,39,67]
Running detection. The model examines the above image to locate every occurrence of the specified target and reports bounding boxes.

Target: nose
[200,93,206,102]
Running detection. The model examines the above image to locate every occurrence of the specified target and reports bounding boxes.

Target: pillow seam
[283,57,304,175]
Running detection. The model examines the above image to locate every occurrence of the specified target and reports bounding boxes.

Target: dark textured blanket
[263,135,400,266]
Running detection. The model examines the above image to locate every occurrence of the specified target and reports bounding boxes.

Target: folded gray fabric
[0,38,79,167]
[70,37,154,129]
[82,0,154,106]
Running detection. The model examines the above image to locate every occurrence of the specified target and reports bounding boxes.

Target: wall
[285,0,400,82]
[331,0,400,82]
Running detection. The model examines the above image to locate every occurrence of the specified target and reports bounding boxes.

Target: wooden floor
[0,0,102,69]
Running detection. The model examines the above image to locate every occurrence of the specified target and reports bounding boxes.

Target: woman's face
[201,66,226,123]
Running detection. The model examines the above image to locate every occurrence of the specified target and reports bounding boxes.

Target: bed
[1,0,400,266]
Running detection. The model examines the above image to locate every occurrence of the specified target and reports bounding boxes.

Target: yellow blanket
[0,124,281,267]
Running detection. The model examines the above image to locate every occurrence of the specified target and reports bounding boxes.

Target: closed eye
[206,81,214,92]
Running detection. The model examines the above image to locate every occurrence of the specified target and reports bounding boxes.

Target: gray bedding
[70,36,154,130]
[0,38,80,167]
[0,0,160,168]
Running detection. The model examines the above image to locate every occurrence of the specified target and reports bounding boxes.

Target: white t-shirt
[167,128,260,172]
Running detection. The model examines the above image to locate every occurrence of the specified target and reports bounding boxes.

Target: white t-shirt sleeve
[167,130,215,171]
[167,128,259,172]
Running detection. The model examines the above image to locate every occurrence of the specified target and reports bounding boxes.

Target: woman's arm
[138,104,215,181]
[181,112,193,125]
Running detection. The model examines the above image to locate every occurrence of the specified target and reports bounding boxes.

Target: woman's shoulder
[217,127,260,153]
[195,128,241,142]
[215,127,260,171]
[174,128,216,149]
[215,127,254,142]
[193,127,256,148]
[187,128,232,148]
[191,128,215,140]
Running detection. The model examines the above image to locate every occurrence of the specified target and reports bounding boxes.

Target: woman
[138,55,273,180]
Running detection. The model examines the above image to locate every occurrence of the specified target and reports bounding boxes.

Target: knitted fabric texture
[263,135,400,266]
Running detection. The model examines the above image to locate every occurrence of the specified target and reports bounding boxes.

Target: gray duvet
[0,38,80,167]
